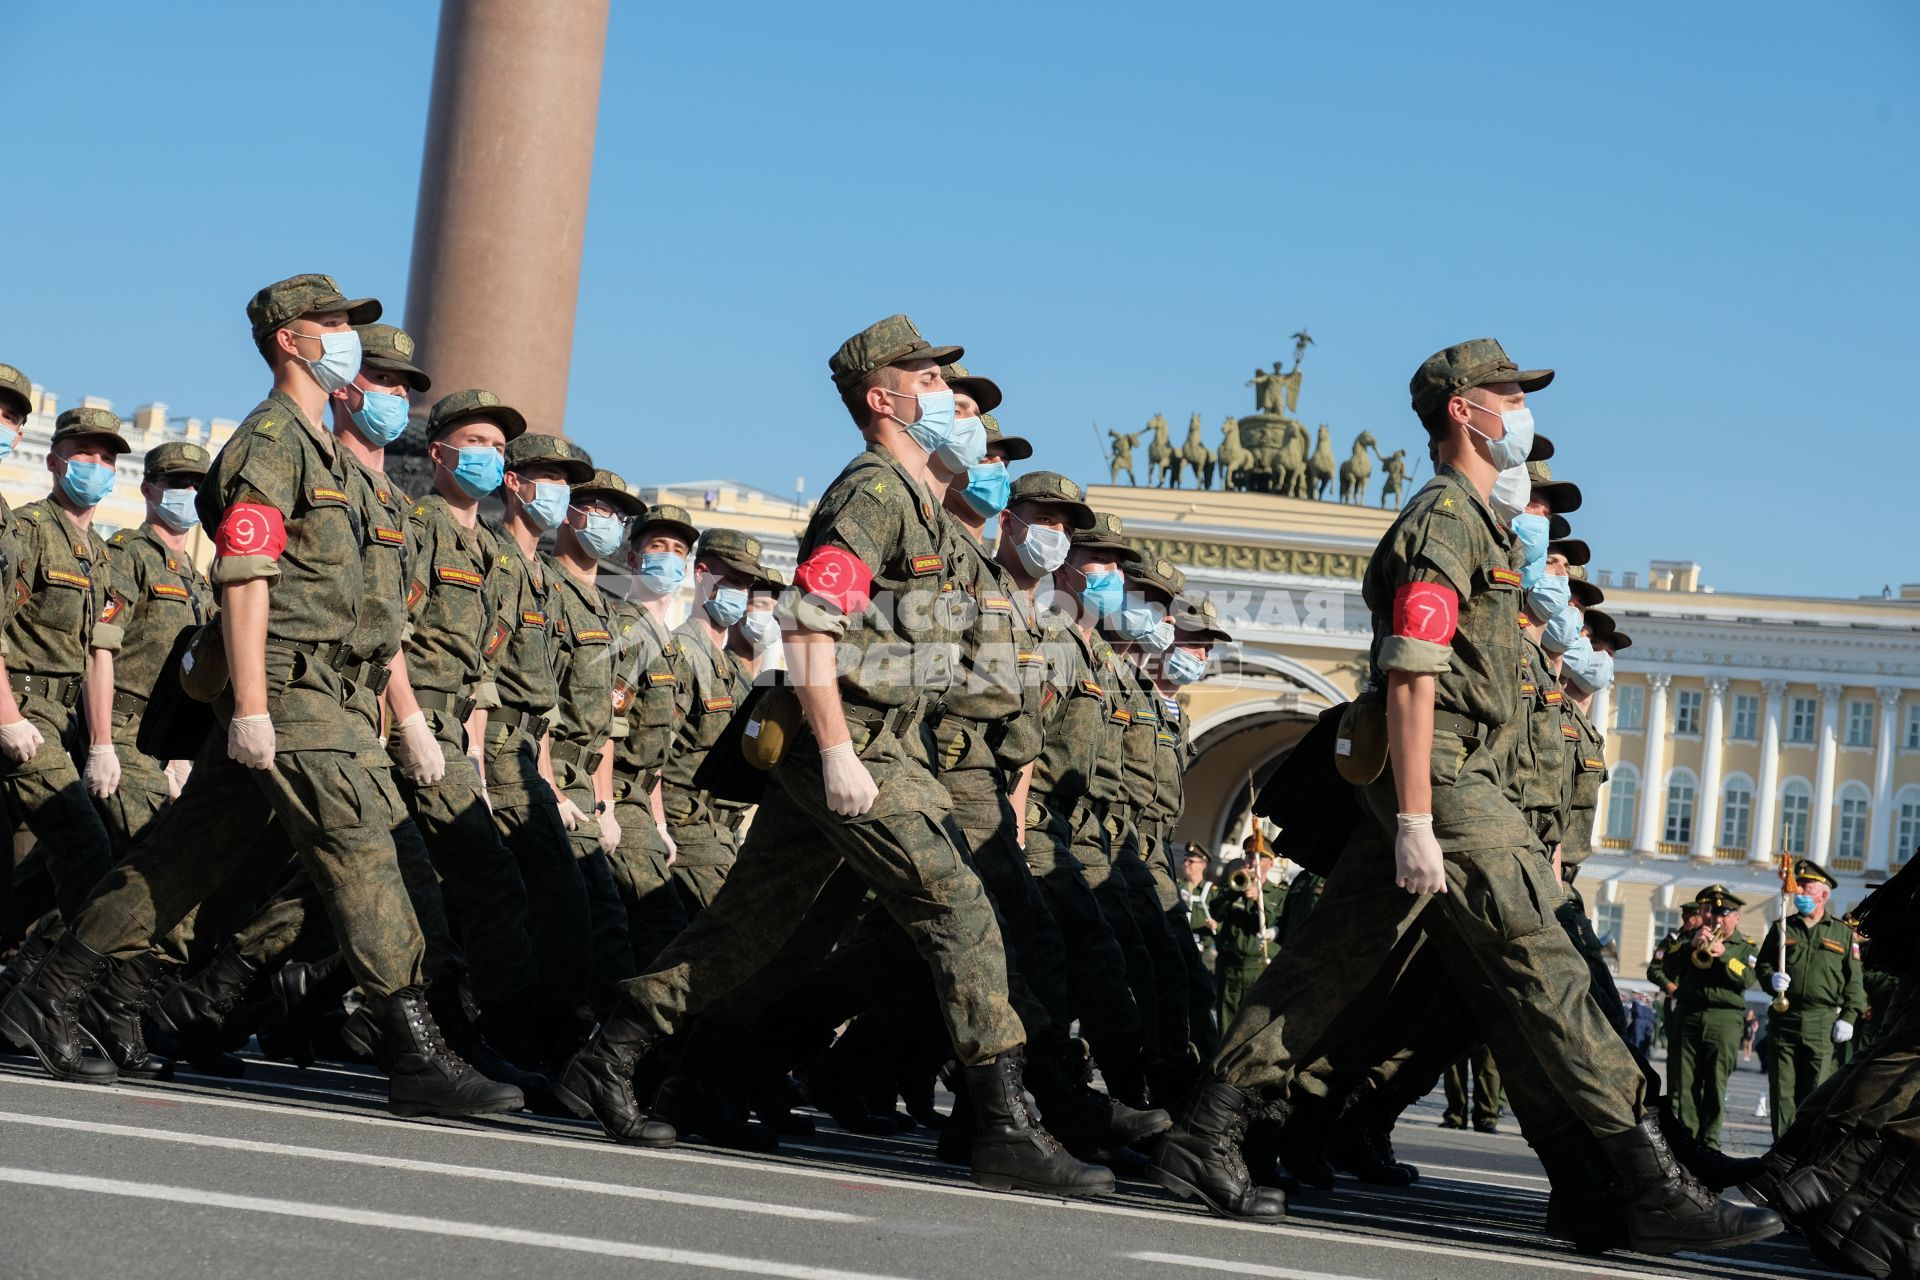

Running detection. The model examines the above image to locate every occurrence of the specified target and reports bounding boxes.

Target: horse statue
[1108,430,1141,485]
[1276,420,1309,497]
[1379,448,1410,509]
[1145,414,1174,487]
[1306,425,1337,500]
[1178,413,1213,489]
[1214,416,1251,490]
[1338,430,1378,504]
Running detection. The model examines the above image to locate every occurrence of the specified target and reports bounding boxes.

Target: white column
[1692,676,1728,860]
[1635,672,1671,853]
[1810,683,1842,861]
[1868,685,1901,872]
[1750,680,1786,862]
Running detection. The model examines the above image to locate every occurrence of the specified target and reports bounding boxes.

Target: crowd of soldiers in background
[0,279,1914,1278]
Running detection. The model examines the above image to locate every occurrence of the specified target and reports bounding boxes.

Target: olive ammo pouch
[139,623,218,761]
[1334,695,1388,785]
[1255,701,1359,876]
[692,678,784,806]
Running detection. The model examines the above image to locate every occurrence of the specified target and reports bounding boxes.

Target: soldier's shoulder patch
[1489,567,1523,588]
[647,669,675,686]
[108,529,131,546]
[310,486,349,505]
[412,502,430,517]
[1078,678,1105,697]
[703,695,735,713]
[18,505,43,522]
[577,627,612,643]
[149,582,190,601]
[1726,956,1747,976]
[1543,688,1563,705]
[44,568,90,588]
[1562,723,1581,740]
[405,580,426,609]
[436,565,484,588]
[254,419,284,440]
[100,596,123,624]
[1820,938,1846,953]
[520,610,547,628]
[981,594,1013,612]
[372,526,404,547]
[910,553,942,576]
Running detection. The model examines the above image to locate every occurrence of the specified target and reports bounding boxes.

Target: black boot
[423,985,548,1096]
[965,1050,1114,1196]
[151,946,263,1060]
[255,953,353,1068]
[1149,1076,1288,1222]
[1276,1096,1337,1191]
[1328,1116,1418,1187]
[1533,1124,1629,1253]
[1029,1040,1171,1150]
[360,986,524,1118]
[78,952,173,1079]
[0,933,54,1035]
[1597,1117,1783,1253]
[1659,1108,1765,1191]
[554,1005,677,1146]
[0,933,118,1083]
[1775,1127,1881,1222]
[800,1043,902,1135]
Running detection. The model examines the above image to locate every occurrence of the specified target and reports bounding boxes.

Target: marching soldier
[1756,859,1866,1136]
[1213,840,1275,1028]
[1660,885,1759,1149]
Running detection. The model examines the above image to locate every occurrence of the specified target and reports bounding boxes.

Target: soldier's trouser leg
[484,726,593,1029]
[1077,820,1163,1058]
[1218,960,1262,1031]
[1771,1015,1837,1139]
[1443,1057,1471,1125]
[75,736,425,998]
[1146,838,1221,1059]
[402,718,538,1026]
[619,728,1022,1067]
[1109,817,1191,1066]
[553,766,633,1017]
[1691,1008,1744,1148]
[1022,804,1146,1074]
[1473,1043,1504,1125]
[1671,1010,1703,1137]
[94,766,170,864]
[609,799,691,972]
[669,858,731,918]
[0,697,114,919]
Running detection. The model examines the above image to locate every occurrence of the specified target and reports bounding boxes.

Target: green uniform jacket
[1560,700,1607,865]
[1514,639,1567,850]
[100,524,212,753]
[1756,914,1866,1021]
[544,559,617,765]
[403,494,499,699]
[660,616,750,849]
[1214,887,1274,964]
[7,498,116,677]
[608,602,680,801]
[481,522,563,721]
[1669,929,1761,1012]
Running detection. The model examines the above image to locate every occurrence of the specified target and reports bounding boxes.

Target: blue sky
[4,1,1915,598]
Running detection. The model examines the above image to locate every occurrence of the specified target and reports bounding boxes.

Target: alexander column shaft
[405,0,611,435]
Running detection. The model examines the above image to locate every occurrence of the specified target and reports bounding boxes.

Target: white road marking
[0,1167,912,1280]
[0,1071,1822,1276]
[1123,1255,1373,1279]
[1406,1161,1549,1185]
[0,1110,864,1223]
[1126,1247,1674,1279]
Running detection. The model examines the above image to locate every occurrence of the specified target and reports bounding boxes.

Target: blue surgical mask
[1560,637,1613,693]
[1078,568,1125,620]
[962,460,1010,516]
[1016,525,1071,576]
[890,389,977,467]
[705,586,749,627]
[576,512,626,559]
[1793,894,1816,916]
[1115,601,1171,649]
[1490,463,1531,521]
[1526,572,1572,625]
[300,329,363,395]
[446,445,504,498]
[0,428,16,465]
[1541,603,1584,655]
[1166,648,1208,686]
[638,551,687,595]
[59,458,117,508]
[1511,513,1550,569]
[1462,399,1535,470]
[154,487,201,531]
[741,610,781,649]
[524,480,570,531]
[349,388,410,446]
[936,415,989,473]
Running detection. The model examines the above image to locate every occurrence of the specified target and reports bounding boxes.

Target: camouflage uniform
[1,409,125,918]
[606,595,691,968]
[1141,681,1218,1056]
[72,380,424,998]
[660,604,752,914]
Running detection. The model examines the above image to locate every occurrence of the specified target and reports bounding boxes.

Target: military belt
[841,697,924,740]
[491,704,551,743]
[550,738,602,772]
[265,638,392,696]
[413,687,478,723]
[1355,689,1489,745]
[111,690,147,717]
[8,672,79,708]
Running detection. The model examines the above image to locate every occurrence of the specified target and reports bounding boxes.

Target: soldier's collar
[266,387,333,459]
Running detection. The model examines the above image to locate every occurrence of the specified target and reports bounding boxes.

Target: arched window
[1779,779,1812,855]
[1606,764,1639,842]
[1719,774,1754,852]
[1896,786,1920,868]
[1835,783,1872,865]
[1664,768,1698,846]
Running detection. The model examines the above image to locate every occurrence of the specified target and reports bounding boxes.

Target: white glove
[164,759,192,798]
[1770,973,1791,994]
[390,712,447,787]
[228,714,276,770]
[658,822,677,867]
[597,809,622,856]
[820,741,878,818]
[1393,813,1448,896]
[84,744,122,798]
[0,717,44,764]
[556,795,587,831]
[1832,1019,1854,1044]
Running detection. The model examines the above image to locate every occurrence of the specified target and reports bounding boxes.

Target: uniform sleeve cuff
[790,595,852,637]
[211,555,281,586]
[609,717,630,739]
[1377,635,1453,674]
[90,623,125,653]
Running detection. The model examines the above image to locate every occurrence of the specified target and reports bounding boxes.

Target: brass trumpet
[1689,921,1729,968]
[1225,868,1253,894]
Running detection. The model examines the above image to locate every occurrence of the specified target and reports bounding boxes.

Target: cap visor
[1536,478,1582,514]
[1568,578,1605,609]
[1528,433,1556,463]
[988,433,1033,462]
[343,297,383,326]
[918,343,963,368]
[1607,631,1633,652]
[1515,368,1553,393]
[1550,537,1591,566]
[574,487,647,518]
[363,356,431,394]
[950,375,1003,415]
[1548,513,1572,541]
[1075,538,1141,564]
[639,516,701,547]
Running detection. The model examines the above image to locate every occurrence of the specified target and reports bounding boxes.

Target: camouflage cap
[144,441,211,480]
[357,323,429,393]
[633,501,700,550]
[695,527,764,579]
[982,413,1033,462]
[1584,608,1633,652]
[1171,592,1233,643]
[247,273,381,347]
[939,361,1003,415]
[753,566,788,591]
[504,431,593,483]
[52,406,131,455]
[1070,510,1144,564]
[1549,536,1591,567]
[0,361,32,418]
[573,468,647,519]
[1525,459,1582,514]
[1409,338,1553,416]
[427,388,527,442]
[828,314,962,391]
[1790,858,1837,890]
[1006,471,1093,529]
[1128,554,1186,602]
[1567,575,1604,610]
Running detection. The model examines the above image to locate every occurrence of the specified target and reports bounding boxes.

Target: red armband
[794,546,874,614]
[215,503,288,560]
[1393,582,1458,645]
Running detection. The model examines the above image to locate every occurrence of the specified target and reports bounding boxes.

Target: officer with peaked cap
[1755,857,1867,1136]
